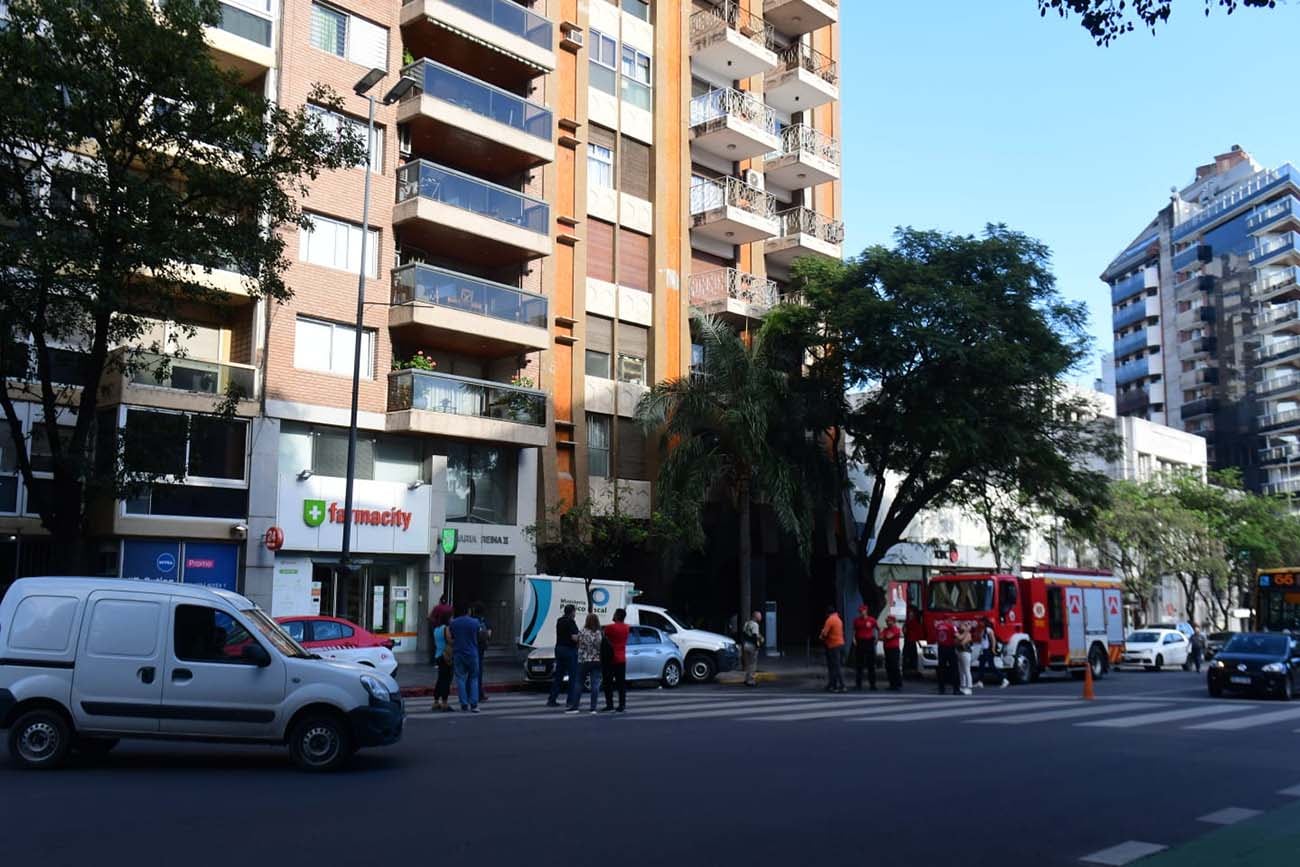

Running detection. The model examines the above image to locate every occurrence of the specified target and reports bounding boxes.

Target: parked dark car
[1205,631,1235,661]
[1207,632,1300,700]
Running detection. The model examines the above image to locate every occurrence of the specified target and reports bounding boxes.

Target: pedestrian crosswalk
[404,689,1300,734]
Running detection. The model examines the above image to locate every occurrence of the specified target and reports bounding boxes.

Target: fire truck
[919,566,1126,683]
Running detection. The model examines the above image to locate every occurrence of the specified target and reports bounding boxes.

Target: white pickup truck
[518,575,739,683]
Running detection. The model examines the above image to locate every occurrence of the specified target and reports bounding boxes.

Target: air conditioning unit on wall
[743,169,764,190]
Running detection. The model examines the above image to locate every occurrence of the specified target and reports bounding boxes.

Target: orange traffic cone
[1082,660,1096,701]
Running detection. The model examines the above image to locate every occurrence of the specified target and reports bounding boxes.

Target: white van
[0,577,404,771]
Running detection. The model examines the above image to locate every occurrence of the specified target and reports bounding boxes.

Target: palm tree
[636,314,824,628]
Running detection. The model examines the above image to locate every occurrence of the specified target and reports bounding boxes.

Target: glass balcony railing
[401,59,552,141]
[1259,336,1300,362]
[1173,163,1300,242]
[1260,443,1300,464]
[1263,476,1300,495]
[1113,329,1151,359]
[1261,407,1300,430]
[1252,232,1300,264]
[1115,355,1151,386]
[1247,196,1300,232]
[215,0,273,47]
[1171,243,1209,271]
[434,0,553,50]
[127,351,257,399]
[392,263,547,329]
[1258,372,1300,397]
[1253,266,1300,300]
[396,160,549,235]
[690,88,776,134]
[1258,301,1300,329]
[388,369,545,426]
[1113,301,1152,331]
[1110,269,1151,305]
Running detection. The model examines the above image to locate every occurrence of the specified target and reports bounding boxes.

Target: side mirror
[242,643,271,667]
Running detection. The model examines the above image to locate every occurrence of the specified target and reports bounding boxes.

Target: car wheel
[1283,678,1295,702]
[75,737,119,758]
[1154,654,1164,672]
[8,708,73,770]
[1009,642,1034,685]
[1208,680,1222,698]
[661,659,683,689]
[288,714,352,773]
[685,652,717,683]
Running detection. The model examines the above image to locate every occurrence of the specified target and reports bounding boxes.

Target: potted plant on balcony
[391,350,437,372]
[500,374,540,424]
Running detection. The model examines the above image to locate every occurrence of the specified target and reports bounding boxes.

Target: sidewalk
[1134,799,1300,866]
[396,650,902,696]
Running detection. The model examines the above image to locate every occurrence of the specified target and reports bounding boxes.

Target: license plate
[1230,676,1252,685]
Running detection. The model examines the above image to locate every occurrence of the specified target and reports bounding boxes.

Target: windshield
[927,580,993,613]
[1128,631,1161,644]
[1258,586,1300,632]
[1224,633,1289,656]
[243,608,313,659]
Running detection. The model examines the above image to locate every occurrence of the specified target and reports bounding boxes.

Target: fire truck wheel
[1089,644,1108,680]
[1009,643,1034,685]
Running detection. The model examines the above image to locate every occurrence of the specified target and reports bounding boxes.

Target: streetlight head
[383,77,416,105]
[354,68,386,95]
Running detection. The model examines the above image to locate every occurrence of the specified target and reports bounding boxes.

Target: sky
[839,1,1300,384]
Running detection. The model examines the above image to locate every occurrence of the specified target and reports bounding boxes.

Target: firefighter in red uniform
[935,618,959,695]
[881,615,904,690]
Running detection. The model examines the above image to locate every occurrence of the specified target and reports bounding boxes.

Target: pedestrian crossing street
[404,689,1300,733]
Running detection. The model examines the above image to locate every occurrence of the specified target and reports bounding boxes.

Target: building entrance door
[312,560,412,635]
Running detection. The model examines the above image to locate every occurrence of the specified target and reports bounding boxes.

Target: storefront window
[446,444,516,525]
[281,424,426,483]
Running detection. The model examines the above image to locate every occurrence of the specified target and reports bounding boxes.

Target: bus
[1254,568,1300,631]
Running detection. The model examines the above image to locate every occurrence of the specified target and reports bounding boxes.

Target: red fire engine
[919,566,1126,683]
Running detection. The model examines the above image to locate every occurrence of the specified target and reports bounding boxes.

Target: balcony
[1171,243,1211,271]
[390,263,548,357]
[1110,266,1158,306]
[690,176,779,245]
[1258,371,1300,399]
[1113,296,1159,331]
[689,89,780,162]
[204,1,275,81]
[102,350,259,416]
[1257,301,1300,334]
[763,0,838,36]
[1192,335,1218,356]
[1263,477,1300,496]
[1248,196,1300,234]
[689,2,779,81]
[1116,387,1151,416]
[386,369,547,446]
[1252,266,1300,303]
[764,124,840,191]
[1115,355,1151,386]
[1259,443,1300,465]
[400,0,556,87]
[764,43,838,115]
[398,59,554,177]
[1114,326,1158,360]
[1259,335,1300,366]
[1250,232,1300,267]
[394,160,551,265]
[690,268,781,322]
[765,206,844,268]
[1261,407,1300,431]
[1180,397,1219,420]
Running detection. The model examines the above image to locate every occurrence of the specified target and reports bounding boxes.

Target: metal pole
[340,93,377,575]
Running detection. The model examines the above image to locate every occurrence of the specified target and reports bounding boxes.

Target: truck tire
[1089,644,1108,680]
[1009,642,1035,685]
[288,713,352,773]
[661,659,682,689]
[685,652,717,683]
[8,708,73,770]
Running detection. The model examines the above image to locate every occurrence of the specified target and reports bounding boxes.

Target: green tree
[767,227,1114,609]
[636,314,829,627]
[1039,0,1277,45]
[0,0,362,571]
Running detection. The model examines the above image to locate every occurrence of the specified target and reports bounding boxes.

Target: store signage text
[304,499,412,531]
[455,533,511,546]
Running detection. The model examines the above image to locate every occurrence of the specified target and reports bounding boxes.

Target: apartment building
[0,0,842,652]
[1102,146,1300,499]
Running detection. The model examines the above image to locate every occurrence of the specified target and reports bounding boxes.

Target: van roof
[7,576,255,609]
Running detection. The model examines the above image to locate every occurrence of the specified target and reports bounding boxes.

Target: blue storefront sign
[120,539,239,592]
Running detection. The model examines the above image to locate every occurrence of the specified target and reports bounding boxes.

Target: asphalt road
[4,667,1300,867]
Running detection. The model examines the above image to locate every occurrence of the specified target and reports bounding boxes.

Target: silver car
[523,625,684,688]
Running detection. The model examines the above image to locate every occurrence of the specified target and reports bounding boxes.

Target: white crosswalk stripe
[744,699,927,722]
[1080,704,1250,729]
[1184,703,1300,730]
[497,695,780,721]
[968,702,1173,725]
[628,698,848,721]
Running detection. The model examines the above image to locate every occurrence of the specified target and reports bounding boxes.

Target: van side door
[70,591,168,735]
[160,601,287,739]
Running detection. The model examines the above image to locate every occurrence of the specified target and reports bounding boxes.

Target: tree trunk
[738,479,752,634]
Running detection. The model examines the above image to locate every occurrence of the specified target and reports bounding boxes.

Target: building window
[122,409,248,484]
[617,354,645,386]
[585,350,611,379]
[622,0,650,21]
[309,2,388,68]
[306,104,384,173]
[589,29,617,95]
[621,45,652,110]
[588,414,611,479]
[294,317,375,379]
[446,444,517,525]
[588,142,614,189]
[278,424,427,483]
[299,213,379,278]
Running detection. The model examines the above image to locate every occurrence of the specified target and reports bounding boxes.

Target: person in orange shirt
[819,605,846,693]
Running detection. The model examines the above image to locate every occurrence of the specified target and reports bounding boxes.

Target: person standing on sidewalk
[548,604,581,710]
[975,617,1008,689]
[603,608,631,712]
[880,614,904,690]
[741,611,764,687]
[935,618,958,696]
[1190,624,1207,673]
[449,607,482,713]
[432,618,454,712]
[955,622,974,696]
[852,604,879,691]
[427,594,452,665]
[473,604,492,705]
[577,613,605,714]
[819,605,846,693]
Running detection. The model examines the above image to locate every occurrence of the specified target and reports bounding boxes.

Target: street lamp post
[339,69,417,588]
